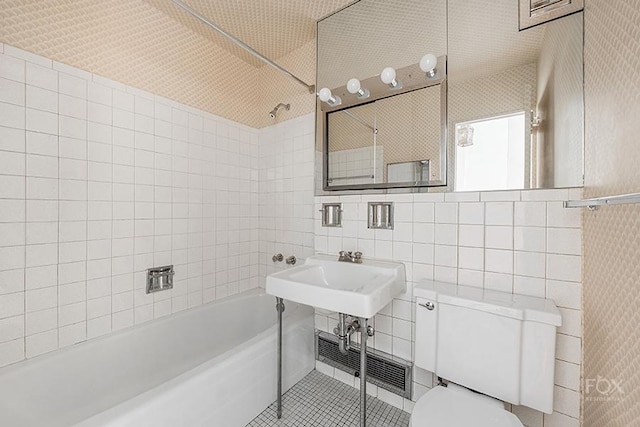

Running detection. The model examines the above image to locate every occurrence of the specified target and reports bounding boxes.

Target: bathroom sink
[266,254,406,318]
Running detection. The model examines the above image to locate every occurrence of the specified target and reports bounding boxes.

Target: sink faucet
[338,251,363,264]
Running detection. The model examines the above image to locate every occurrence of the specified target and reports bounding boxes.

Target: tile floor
[247,370,411,427]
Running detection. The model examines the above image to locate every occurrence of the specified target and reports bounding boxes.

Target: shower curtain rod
[169,0,316,94]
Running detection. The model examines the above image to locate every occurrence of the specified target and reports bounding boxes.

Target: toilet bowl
[409,383,523,427]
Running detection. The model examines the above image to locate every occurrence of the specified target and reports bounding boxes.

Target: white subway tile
[553,386,580,418]
[26,131,57,157]
[26,154,58,178]
[547,254,581,282]
[26,200,57,222]
[521,188,569,202]
[0,269,24,295]
[480,190,520,202]
[413,223,434,244]
[513,275,545,298]
[26,286,57,312]
[0,222,25,247]
[558,308,581,337]
[26,177,58,200]
[547,201,580,228]
[546,280,581,310]
[412,202,434,222]
[485,226,513,250]
[0,54,25,82]
[556,334,581,364]
[514,201,546,227]
[26,308,57,335]
[26,329,57,358]
[485,249,513,274]
[555,360,580,391]
[514,226,545,252]
[0,315,24,343]
[0,125,26,152]
[458,224,484,247]
[0,338,25,367]
[0,102,25,129]
[547,228,581,255]
[434,223,457,245]
[514,251,545,278]
[59,301,86,327]
[434,202,458,224]
[59,322,86,348]
[485,202,513,226]
[458,247,484,271]
[0,246,25,271]
[59,94,87,119]
[87,81,112,105]
[483,272,513,293]
[434,244,457,268]
[0,77,25,106]
[458,202,484,225]
[26,85,57,113]
[25,265,58,291]
[59,73,87,99]
[25,63,57,91]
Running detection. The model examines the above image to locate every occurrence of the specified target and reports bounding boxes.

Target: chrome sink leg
[360,317,368,427]
[276,297,285,419]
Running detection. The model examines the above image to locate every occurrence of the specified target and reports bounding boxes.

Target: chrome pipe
[360,318,368,427]
[168,0,316,94]
[336,313,350,354]
[276,297,285,419]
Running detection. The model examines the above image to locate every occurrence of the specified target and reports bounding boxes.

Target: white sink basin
[266,254,406,319]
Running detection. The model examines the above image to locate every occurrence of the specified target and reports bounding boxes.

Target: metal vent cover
[315,331,412,399]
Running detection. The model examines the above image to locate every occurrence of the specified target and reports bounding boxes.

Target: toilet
[411,280,562,427]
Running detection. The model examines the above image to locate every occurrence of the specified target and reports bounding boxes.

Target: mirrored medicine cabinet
[316,0,584,193]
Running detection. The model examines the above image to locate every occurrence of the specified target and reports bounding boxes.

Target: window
[455,112,526,192]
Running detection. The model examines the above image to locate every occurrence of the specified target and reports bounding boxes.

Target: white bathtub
[0,289,315,427]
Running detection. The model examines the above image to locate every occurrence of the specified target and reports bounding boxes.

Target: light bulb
[380,67,397,85]
[347,78,361,94]
[318,87,341,106]
[318,87,333,102]
[346,78,370,99]
[420,54,438,77]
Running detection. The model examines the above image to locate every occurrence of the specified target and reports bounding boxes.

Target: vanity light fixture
[346,78,370,99]
[318,87,342,106]
[419,53,438,78]
[380,67,402,90]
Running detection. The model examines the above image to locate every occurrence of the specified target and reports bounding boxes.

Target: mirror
[447,0,584,191]
[315,0,584,193]
[317,0,447,191]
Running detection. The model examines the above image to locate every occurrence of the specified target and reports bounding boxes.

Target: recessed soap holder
[147,265,175,294]
[368,202,394,230]
[320,203,343,227]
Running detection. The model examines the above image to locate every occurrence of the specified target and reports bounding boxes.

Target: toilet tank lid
[414,280,562,326]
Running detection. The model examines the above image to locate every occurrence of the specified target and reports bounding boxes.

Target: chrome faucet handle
[354,251,362,259]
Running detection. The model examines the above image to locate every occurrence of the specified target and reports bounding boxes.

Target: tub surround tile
[0,45,261,367]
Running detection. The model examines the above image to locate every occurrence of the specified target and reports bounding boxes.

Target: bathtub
[0,289,315,427]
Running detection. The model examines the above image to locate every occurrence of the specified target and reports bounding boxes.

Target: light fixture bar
[169,0,316,94]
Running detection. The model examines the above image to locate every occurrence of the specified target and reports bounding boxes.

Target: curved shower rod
[169,0,316,94]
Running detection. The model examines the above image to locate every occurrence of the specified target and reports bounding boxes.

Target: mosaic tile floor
[247,370,411,427]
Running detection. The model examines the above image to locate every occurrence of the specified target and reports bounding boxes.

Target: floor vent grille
[315,330,412,399]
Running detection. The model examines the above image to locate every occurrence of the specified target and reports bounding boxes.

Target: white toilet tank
[414,280,562,414]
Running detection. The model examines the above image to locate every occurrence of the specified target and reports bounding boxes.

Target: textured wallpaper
[583,0,640,425]
[0,0,322,129]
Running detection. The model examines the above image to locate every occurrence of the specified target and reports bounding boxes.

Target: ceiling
[143,0,355,67]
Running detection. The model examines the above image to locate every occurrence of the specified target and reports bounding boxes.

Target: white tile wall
[314,188,582,426]
[0,46,260,366]
[258,115,316,280]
